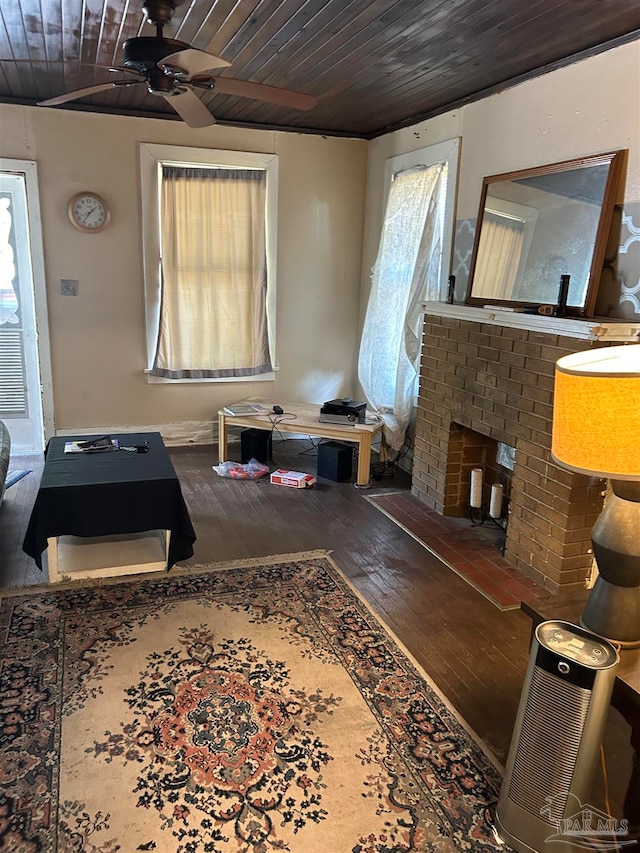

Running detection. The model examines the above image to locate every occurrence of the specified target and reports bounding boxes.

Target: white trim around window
[383,137,460,301]
[139,143,279,383]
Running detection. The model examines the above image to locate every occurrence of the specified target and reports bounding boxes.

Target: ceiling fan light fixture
[146,70,179,96]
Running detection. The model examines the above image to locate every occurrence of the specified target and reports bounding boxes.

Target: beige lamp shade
[552,344,640,480]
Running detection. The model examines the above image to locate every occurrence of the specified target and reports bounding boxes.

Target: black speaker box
[241,428,272,464]
[317,441,353,482]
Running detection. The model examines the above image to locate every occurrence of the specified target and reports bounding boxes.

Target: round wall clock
[67,192,111,233]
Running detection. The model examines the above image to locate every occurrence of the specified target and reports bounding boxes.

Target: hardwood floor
[0,438,631,814]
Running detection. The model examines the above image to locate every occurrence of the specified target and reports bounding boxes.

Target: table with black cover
[23,432,196,579]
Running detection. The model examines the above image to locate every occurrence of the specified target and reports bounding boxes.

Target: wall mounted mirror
[465,150,624,317]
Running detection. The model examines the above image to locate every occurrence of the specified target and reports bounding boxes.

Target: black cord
[263,413,299,462]
[297,436,323,456]
[266,413,297,433]
[370,433,412,481]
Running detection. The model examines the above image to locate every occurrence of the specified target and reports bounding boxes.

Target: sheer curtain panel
[358,163,445,452]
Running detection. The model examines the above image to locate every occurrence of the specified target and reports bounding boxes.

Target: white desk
[218,402,385,488]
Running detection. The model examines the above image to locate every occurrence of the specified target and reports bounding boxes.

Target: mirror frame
[465,150,624,318]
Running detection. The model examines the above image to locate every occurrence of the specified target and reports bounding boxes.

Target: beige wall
[361,39,640,324]
[2,39,638,441]
[0,104,367,435]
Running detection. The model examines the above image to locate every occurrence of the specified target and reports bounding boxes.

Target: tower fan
[495,620,619,853]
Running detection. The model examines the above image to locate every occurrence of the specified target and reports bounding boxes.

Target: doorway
[0,160,53,453]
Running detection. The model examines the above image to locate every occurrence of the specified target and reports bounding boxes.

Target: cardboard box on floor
[270,470,316,489]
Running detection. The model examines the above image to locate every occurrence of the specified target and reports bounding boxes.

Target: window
[140,144,279,382]
[379,139,459,303]
[357,139,459,451]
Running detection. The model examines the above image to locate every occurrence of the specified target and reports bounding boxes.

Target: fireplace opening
[444,422,516,550]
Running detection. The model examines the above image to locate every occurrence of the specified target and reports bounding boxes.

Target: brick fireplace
[412,306,639,593]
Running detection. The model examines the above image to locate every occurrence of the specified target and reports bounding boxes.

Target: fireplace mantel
[422,302,640,342]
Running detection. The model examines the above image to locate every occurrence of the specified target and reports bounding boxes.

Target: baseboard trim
[55,420,216,447]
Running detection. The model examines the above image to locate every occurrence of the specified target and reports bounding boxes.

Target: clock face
[68,193,110,232]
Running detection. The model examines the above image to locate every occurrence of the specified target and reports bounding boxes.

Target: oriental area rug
[0,550,506,852]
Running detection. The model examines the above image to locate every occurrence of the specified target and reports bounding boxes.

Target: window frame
[382,138,460,301]
[140,143,279,383]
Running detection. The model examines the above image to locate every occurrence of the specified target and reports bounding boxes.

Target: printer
[319,398,367,425]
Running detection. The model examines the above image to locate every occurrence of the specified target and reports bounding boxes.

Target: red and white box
[270,469,316,489]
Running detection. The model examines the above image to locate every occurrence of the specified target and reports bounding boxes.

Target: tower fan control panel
[536,620,618,668]
[535,620,619,688]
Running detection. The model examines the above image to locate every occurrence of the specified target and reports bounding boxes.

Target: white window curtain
[152,166,271,379]
[358,163,445,452]
[472,212,525,299]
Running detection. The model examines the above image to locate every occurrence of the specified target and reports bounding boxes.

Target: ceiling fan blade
[165,88,216,128]
[204,77,316,111]
[92,62,144,80]
[38,79,141,106]
[96,64,145,77]
[159,48,230,77]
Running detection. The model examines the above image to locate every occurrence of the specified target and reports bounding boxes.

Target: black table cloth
[23,432,196,570]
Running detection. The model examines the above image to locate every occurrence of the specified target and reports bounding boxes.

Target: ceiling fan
[38,0,317,128]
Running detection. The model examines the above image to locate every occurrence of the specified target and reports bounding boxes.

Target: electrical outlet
[60,279,78,296]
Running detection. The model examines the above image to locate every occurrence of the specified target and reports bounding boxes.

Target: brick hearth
[412,313,609,593]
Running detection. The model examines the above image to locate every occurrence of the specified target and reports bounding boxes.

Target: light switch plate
[60,279,78,296]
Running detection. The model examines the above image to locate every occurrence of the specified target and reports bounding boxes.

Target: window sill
[144,371,277,384]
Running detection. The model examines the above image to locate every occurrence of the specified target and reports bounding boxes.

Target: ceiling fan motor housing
[122,36,190,74]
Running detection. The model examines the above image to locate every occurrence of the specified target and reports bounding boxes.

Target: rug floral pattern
[0,553,505,852]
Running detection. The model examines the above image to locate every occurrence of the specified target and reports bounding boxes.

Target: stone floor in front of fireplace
[365,490,550,610]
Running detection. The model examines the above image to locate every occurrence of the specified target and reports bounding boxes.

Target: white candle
[490,483,504,518]
[470,468,483,508]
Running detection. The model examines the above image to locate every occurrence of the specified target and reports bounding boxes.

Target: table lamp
[552,343,640,648]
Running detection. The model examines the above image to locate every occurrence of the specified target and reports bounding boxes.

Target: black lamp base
[581,480,640,649]
[581,577,640,649]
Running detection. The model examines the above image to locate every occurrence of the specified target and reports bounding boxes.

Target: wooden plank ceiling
[0,0,638,138]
